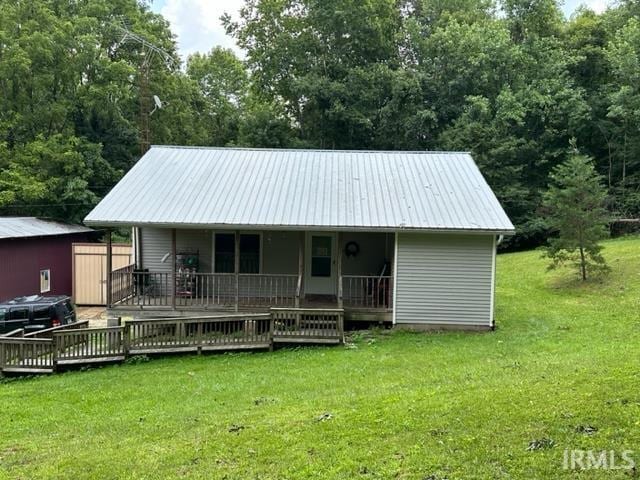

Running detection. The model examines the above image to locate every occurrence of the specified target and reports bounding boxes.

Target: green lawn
[1,237,639,479]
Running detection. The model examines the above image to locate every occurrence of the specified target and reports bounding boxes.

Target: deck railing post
[296,231,304,307]
[106,229,113,308]
[234,230,240,312]
[197,321,203,353]
[269,312,275,351]
[171,228,177,310]
[337,232,343,309]
[123,322,130,356]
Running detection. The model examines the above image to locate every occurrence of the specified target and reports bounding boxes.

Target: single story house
[0,217,96,302]
[85,146,514,330]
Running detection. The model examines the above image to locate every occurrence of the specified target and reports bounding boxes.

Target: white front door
[305,232,337,295]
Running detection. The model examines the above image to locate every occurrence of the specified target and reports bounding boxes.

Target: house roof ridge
[149,145,472,155]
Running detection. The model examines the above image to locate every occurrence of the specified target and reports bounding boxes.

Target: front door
[305,232,337,295]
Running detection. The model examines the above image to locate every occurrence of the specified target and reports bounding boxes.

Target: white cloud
[585,0,608,13]
[160,0,245,62]
[564,0,610,15]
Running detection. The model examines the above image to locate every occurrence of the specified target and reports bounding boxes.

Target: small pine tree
[542,153,610,281]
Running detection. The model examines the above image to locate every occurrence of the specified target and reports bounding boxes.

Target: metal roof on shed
[0,217,94,240]
[84,146,515,234]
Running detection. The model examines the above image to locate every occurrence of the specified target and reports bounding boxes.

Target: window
[9,308,29,320]
[214,233,261,273]
[33,306,51,321]
[240,234,260,273]
[311,235,332,277]
[40,269,51,293]
[0,308,6,322]
[214,234,235,273]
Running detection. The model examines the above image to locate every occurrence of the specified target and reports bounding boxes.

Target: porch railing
[341,275,393,310]
[111,264,135,304]
[110,271,393,311]
[110,271,299,309]
[238,274,298,307]
[175,273,236,307]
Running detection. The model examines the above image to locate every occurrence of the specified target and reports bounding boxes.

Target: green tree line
[0,0,638,248]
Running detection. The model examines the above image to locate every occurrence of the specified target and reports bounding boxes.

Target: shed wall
[395,233,495,327]
[73,244,133,305]
[0,233,95,302]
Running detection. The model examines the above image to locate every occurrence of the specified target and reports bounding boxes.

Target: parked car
[0,295,76,334]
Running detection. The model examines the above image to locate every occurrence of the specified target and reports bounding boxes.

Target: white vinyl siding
[140,228,212,273]
[395,233,495,327]
[140,227,171,273]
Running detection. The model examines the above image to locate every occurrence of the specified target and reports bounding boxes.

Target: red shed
[0,217,97,302]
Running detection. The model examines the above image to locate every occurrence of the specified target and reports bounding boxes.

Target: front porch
[107,229,394,322]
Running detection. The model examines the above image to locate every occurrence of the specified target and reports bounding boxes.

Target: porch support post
[171,228,176,310]
[234,230,240,312]
[337,231,343,309]
[106,228,113,308]
[296,231,304,308]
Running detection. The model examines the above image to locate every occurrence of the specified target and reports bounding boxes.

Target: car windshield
[0,308,6,321]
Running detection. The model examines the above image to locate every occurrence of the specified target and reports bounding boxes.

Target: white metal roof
[0,217,94,240]
[85,146,515,234]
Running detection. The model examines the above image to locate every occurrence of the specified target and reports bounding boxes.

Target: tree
[604,17,640,217]
[224,0,403,149]
[542,152,610,280]
[0,0,180,220]
[186,47,248,146]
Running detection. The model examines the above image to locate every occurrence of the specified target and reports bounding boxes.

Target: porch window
[214,233,261,273]
[214,234,235,273]
[239,234,260,273]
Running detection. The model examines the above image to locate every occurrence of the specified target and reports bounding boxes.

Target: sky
[149,0,610,62]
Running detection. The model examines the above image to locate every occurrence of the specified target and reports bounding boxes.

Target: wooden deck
[108,295,392,323]
[0,309,344,375]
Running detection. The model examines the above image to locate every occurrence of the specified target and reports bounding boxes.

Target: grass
[1,237,639,479]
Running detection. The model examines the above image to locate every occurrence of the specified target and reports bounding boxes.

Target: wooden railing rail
[271,308,344,344]
[1,328,25,338]
[111,271,298,310]
[238,274,298,307]
[175,273,236,308]
[111,264,135,304]
[24,320,90,338]
[1,309,345,375]
[54,327,126,364]
[0,337,54,372]
[127,314,272,354]
[111,271,172,307]
[342,275,393,310]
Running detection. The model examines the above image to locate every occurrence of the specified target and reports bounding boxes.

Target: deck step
[56,356,125,365]
[2,367,54,374]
